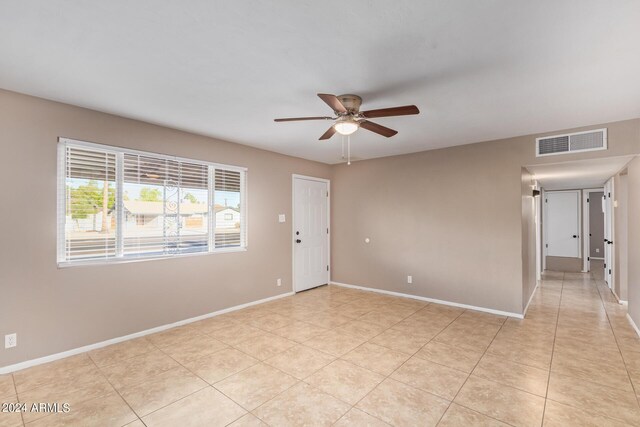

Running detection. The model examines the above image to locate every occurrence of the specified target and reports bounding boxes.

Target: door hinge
[608,192,611,198]
[545,198,548,203]
[327,228,329,234]
[609,269,612,275]
[545,244,548,248]
[326,191,329,197]
[587,257,590,261]
[604,263,607,268]
[327,265,329,271]
[587,198,590,203]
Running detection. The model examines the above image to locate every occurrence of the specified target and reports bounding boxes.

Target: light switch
[278,214,286,223]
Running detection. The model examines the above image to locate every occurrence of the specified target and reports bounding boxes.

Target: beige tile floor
[2,271,640,426]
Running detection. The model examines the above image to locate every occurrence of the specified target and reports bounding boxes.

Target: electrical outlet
[407,275,413,284]
[596,248,600,253]
[276,278,282,287]
[5,333,16,349]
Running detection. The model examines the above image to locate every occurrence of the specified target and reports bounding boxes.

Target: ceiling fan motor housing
[336,94,362,114]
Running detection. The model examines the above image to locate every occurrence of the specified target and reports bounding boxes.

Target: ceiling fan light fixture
[333,118,359,136]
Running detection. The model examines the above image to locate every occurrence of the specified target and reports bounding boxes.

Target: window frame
[57,137,248,268]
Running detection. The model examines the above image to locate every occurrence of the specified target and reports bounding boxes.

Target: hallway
[528,269,640,425]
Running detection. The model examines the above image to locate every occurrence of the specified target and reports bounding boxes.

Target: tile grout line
[243,296,444,425]
[94,333,233,425]
[87,353,148,427]
[146,336,259,423]
[333,305,460,425]
[432,308,517,426]
[539,271,564,426]
[10,373,26,427]
[154,290,365,425]
[325,303,437,425]
[335,298,529,426]
[347,307,470,426]
[211,288,393,424]
[247,297,418,425]
[543,271,640,425]
[593,274,640,409]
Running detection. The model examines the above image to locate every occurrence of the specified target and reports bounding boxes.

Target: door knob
[572,235,577,238]
[296,239,302,243]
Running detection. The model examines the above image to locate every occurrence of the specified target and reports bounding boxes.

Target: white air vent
[536,128,607,157]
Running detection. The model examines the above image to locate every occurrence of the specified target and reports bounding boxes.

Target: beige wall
[627,158,640,324]
[521,168,537,309]
[331,139,525,314]
[0,89,331,367]
[331,118,640,315]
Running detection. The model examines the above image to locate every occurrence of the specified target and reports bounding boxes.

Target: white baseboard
[0,291,294,374]
[611,290,628,306]
[330,281,524,319]
[627,313,640,338]
[523,283,539,316]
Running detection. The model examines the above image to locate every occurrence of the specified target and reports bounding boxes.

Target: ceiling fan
[274,93,420,140]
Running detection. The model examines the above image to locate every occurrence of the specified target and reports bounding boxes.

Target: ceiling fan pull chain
[341,135,345,159]
[347,135,351,165]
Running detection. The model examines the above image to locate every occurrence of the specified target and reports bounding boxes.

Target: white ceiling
[527,156,635,190]
[1,1,640,164]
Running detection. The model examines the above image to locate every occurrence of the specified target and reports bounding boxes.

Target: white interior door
[293,176,329,292]
[604,179,613,287]
[545,191,580,258]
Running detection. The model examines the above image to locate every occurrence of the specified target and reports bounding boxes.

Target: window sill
[57,247,247,268]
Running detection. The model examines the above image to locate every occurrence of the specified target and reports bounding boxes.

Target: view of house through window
[59,139,246,264]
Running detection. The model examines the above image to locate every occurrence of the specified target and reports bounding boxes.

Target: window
[57,138,247,266]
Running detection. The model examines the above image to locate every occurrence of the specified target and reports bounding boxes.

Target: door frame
[604,178,615,288]
[541,189,546,272]
[535,181,542,280]
[582,188,605,272]
[291,174,331,293]
[543,189,582,262]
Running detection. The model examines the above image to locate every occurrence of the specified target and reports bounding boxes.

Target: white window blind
[57,138,247,266]
[60,144,118,261]
[214,169,245,248]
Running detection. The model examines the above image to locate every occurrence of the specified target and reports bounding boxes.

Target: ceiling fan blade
[361,105,420,119]
[360,121,398,138]
[318,93,347,113]
[274,116,333,122]
[319,126,337,140]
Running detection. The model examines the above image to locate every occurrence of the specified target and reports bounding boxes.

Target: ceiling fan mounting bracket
[336,94,362,113]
